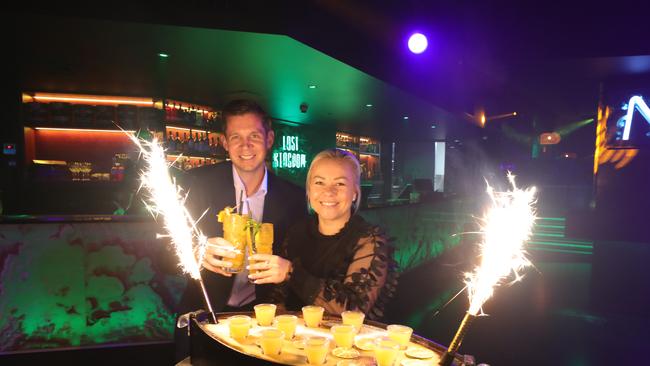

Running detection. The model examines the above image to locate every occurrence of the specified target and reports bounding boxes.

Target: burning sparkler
[440,173,536,366]
[128,133,217,323]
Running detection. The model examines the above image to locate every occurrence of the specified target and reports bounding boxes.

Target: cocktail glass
[220,212,249,273]
[249,222,273,275]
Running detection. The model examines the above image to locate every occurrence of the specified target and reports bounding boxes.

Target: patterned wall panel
[0,222,185,352]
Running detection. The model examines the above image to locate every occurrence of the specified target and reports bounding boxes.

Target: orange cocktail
[218,208,249,273]
[249,223,273,274]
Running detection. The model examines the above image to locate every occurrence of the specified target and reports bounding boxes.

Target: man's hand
[247,254,292,284]
[202,237,237,277]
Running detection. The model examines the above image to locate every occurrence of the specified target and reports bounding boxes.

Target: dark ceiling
[8,1,650,141]
[11,13,463,143]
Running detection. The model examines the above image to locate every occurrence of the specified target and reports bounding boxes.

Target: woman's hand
[247,254,292,284]
[202,237,237,277]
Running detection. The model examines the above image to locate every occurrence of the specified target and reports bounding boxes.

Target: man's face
[221,113,274,175]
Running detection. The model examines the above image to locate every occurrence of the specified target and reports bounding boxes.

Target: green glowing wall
[0,222,184,352]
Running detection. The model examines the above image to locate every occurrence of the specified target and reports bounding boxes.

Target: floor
[387,245,650,366]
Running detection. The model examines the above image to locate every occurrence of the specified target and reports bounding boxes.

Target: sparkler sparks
[466,173,536,316]
[129,134,218,322]
[440,173,536,366]
[128,135,207,280]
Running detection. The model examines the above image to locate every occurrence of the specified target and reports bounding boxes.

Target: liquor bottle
[210,136,217,156]
[167,131,176,152]
[197,132,203,153]
[181,132,189,154]
[174,132,182,153]
[194,132,201,153]
[188,132,195,154]
[201,132,209,153]
[197,132,204,153]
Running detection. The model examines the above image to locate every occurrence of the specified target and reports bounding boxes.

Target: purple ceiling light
[408,33,428,54]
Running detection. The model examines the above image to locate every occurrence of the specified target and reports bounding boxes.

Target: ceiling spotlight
[308,85,317,89]
[403,116,409,120]
[408,33,428,54]
[366,104,373,107]
[158,53,169,58]
[431,125,436,128]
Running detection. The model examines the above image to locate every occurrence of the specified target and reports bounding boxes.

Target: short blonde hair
[306,148,362,214]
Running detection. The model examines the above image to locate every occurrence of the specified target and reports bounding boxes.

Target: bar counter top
[0,198,420,224]
[0,214,153,224]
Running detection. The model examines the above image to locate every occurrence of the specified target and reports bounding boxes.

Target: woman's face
[308,158,357,228]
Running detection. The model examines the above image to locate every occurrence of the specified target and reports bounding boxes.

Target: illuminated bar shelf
[336,131,382,182]
[22,92,225,184]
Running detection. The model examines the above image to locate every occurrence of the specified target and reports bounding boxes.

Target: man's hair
[221,99,272,134]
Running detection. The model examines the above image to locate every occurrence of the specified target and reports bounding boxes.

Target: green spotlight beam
[555,118,594,137]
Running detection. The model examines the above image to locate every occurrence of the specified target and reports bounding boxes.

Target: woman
[247,148,397,319]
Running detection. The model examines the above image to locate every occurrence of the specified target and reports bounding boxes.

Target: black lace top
[272,214,398,320]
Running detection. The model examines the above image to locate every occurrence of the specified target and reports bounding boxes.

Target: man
[175,99,305,361]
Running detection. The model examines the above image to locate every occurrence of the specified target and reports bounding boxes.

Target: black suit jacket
[176,161,306,314]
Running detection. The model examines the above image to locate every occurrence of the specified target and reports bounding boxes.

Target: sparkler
[128,134,217,323]
[440,173,536,366]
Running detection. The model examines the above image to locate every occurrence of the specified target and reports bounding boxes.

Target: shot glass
[259,328,284,356]
[302,305,324,328]
[254,303,277,327]
[341,310,365,332]
[374,337,400,366]
[386,324,413,349]
[305,336,330,365]
[274,314,298,340]
[228,315,251,341]
[331,324,356,349]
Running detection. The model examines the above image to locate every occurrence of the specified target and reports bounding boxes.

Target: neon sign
[621,95,650,140]
[272,135,306,169]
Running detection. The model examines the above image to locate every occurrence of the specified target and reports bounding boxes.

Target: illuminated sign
[621,95,650,140]
[272,135,306,169]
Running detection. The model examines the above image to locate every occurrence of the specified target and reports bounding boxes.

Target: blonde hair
[306,148,362,214]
